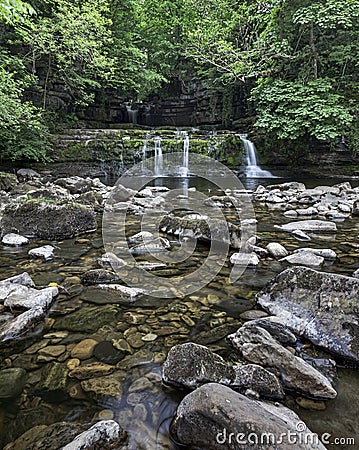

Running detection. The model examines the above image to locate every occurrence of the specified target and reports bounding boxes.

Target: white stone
[61,420,122,450]
[2,233,29,246]
[266,243,288,258]
[4,286,58,309]
[280,251,324,267]
[230,252,259,266]
[96,284,146,301]
[28,245,55,260]
[277,220,337,233]
[294,248,337,260]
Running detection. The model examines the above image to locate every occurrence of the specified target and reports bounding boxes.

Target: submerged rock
[171,383,326,450]
[0,368,27,399]
[1,200,97,239]
[162,342,235,389]
[81,269,119,285]
[257,266,359,362]
[228,324,337,399]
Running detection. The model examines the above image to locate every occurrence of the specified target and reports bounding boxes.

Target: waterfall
[141,136,148,171]
[180,132,189,177]
[240,134,275,178]
[126,105,138,124]
[154,137,163,176]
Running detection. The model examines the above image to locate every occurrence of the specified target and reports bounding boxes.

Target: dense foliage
[0,0,358,161]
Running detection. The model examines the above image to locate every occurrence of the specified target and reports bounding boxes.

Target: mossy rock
[53,305,120,333]
[1,200,97,239]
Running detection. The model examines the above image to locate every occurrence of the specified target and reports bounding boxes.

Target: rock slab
[256,266,359,362]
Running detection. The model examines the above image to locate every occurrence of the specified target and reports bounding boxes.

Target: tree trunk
[43,54,51,110]
[309,22,318,79]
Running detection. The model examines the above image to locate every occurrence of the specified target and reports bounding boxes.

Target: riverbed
[0,170,358,449]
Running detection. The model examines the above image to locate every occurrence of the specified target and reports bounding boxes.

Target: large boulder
[160,213,244,248]
[163,343,235,389]
[1,200,96,239]
[54,176,93,194]
[256,266,359,362]
[228,324,337,399]
[170,383,326,450]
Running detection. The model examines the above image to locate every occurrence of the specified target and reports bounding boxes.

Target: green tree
[17,0,117,108]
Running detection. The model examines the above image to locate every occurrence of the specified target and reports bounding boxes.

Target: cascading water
[240,134,275,178]
[180,132,189,177]
[141,132,150,171]
[154,137,163,176]
[126,105,139,124]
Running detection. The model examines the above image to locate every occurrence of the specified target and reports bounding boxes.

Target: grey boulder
[163,342,235,389]
[228,324,337,399]
[171,383,326,450]
[256,266,359,362]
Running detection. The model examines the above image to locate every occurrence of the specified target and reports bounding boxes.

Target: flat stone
[2,233,29,246]
[291,229,311,240]
[128,377,153,392]
[81,375,122,401]
[257,266,359,362]
[245,316,297,345]
[95,284,146,301]
[69,362,115,380]
[80,269,119,285]
[239,310,269,321]
[70,339,98,360]
[280,251,324,267]
[0,368,27,399]
[277,220,337,233]
[293,247,337,260]
[38,345,66,358]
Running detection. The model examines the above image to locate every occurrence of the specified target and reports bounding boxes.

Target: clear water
[0,174,358,449]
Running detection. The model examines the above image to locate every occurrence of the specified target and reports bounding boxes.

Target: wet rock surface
[1,200,97,239]
[171,383,326,450]
[163,342,235,389]
[228,324,337,399]
[257,266,359,362]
